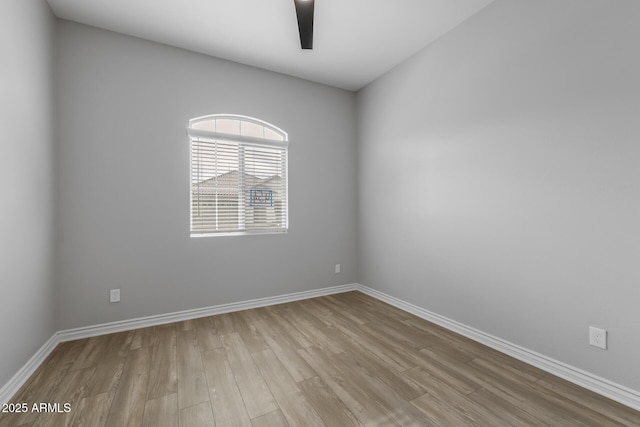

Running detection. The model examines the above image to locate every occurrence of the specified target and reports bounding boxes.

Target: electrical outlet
[110,289,121,303]
[589,326,607,350]
[335,264,341,274]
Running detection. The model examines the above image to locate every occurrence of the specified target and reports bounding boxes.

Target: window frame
[188,114,289,237]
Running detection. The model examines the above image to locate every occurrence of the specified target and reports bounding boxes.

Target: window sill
[190,229,288,238]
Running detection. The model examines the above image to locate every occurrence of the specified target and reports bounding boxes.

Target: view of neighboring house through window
[188,115,288,236]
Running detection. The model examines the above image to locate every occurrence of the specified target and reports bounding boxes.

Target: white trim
[1,283,357,404]
[57,284,358,342]
[0,334,59,405]
[356,284,640,412]
[190,229,288,238]
[3,282,639,413]
[187,128,289,149]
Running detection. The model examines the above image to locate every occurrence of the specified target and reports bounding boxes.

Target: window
[188,115,288,236]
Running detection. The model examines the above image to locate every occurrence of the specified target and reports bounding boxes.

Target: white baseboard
[3,282,639,412]
[0,334,59,406]
[357,284,640,412]
[57,283,358,342]
[1,283,358,404]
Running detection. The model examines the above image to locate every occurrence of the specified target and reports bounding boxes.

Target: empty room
[1,0,639,425]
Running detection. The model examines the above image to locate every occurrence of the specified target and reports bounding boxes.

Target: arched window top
[189,114,287,143]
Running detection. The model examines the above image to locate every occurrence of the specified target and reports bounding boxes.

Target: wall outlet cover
[589,326,607,350]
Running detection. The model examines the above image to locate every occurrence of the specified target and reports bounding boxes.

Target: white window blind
[188,115,288,236]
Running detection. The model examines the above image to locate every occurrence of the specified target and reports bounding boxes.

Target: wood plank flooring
[1,291,639,426]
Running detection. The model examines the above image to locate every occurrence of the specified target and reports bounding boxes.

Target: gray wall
[357,0,640,390]
[0,0,56,386]
[55,21,358,330]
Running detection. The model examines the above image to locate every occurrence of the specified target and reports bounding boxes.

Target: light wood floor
[1,292,639,427]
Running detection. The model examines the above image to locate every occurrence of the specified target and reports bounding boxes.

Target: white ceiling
[47,0,494,91]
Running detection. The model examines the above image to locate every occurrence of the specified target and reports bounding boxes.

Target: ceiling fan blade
[294,0,314,49]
